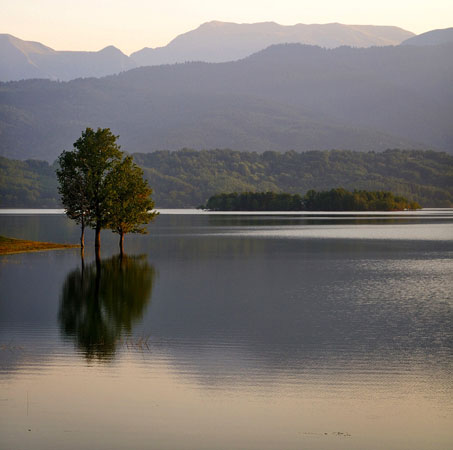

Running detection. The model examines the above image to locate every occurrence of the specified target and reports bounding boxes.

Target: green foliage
[55,128,157,249]
[56,150,90,226]
[71,127,124,231]
[0,156,59,207]
[302,188,420,211]
[205,188,420,211]
[135,149,453,208]
[1,149,453,209]
[205,192,303,211]
[55,127,127,247]
[105,155,158,236]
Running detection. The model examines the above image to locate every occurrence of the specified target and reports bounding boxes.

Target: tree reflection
[59,254,155,361]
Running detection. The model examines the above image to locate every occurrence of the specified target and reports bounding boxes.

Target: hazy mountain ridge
[0,22,415,81]
[130,21,414,66]
[1,43,451,161]
[0,34,136,81]
[401,27,453,46]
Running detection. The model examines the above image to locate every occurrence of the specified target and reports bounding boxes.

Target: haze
[1,0,452,54]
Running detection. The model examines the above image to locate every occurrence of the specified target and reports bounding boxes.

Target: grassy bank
[0,235,79,255]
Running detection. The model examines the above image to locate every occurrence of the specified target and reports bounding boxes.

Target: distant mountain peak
[200,20,232,27]
[130,21,414,68]
[0,22,417,82]
[0,33,55,55]
[98,45,125,55]
[0,34,135,81]
[401,27,453,46]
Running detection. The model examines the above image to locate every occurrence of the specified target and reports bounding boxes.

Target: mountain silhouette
[401,27,453,46]
[131,21,414,66]
[0,22,414,81]
[1,43,452,161]
[0,34,136,81]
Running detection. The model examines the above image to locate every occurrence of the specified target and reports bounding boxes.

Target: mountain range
[130,21,414,67]
[0,22,416,81]
[1,42,452,161]
[0,34,135,82]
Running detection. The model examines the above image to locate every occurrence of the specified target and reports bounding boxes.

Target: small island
[203,188,421,211]
[0,235,79,255]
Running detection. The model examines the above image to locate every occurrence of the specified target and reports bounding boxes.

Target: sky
[1,0,452,54]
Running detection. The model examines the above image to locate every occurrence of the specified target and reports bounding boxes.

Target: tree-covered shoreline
[1,149,452,208]
[204,192,304,211]
[204,189,420,211]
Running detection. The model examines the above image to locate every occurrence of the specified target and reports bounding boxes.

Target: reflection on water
[0,211,452,450]
[59,254,155,360]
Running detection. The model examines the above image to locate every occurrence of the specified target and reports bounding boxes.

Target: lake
[0,210,452,450]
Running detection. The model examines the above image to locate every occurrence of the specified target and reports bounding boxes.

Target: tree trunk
[80,221,85,249]
[95,226,101,250]
[80,247,85,279]
[95,245,101,267]
[95,225,101,262]
[119,231,125,256]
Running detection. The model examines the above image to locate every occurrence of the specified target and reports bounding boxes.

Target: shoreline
[0,235,79,255]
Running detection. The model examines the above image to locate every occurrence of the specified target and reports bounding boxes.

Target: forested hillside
[1,149,452,208]
[0,156,59,207]
[1,43,452,161]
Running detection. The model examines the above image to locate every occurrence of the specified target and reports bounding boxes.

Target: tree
[105,156,158,254]
[73,128,123,252]
[56,150,90,248]
[57,127,123,252]
[57,127,158,254]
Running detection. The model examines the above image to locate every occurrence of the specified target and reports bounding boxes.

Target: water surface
[1,210,452,449]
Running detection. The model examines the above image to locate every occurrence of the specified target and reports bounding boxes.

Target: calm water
[0,210,452,450]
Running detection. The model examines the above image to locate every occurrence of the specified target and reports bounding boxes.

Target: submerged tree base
[0,235,79,255]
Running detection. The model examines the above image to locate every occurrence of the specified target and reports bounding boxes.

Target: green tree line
[1,149,452,208]
[204,189,420,211]
[303,188,420,211]
[205,192,304,211]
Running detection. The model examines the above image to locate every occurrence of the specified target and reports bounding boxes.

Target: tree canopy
[105,155,158,253]
[56,127,156,251]
[74,128,124,249]
[302,188,420,211]
[204,189,421,211]
[56,149,90,247]
[205,192,303,211]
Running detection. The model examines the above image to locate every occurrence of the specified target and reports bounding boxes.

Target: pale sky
[1,0,452,55]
